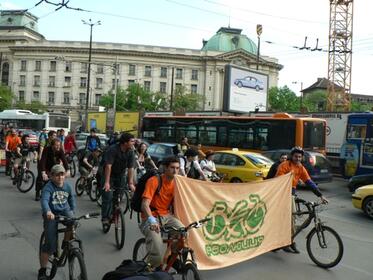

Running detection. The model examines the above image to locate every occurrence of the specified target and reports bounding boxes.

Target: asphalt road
[0,166,372,280]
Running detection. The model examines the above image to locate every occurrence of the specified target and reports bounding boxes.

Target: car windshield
[244,154,273,166]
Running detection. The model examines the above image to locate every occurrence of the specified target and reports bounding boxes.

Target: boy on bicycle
[38,164,76,280]
[78,147,102,179]
[13,134,37,185]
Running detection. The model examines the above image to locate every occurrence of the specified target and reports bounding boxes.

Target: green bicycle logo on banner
[203,194,267,242]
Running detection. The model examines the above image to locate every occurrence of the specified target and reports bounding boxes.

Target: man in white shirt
[179,148,208,181]
[200,150,217,178]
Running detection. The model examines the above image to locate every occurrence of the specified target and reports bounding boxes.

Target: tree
[351,101,371,112]
[172,85,203,112]
[14,100,47,113]
[302,90,327,112]
[0,85,14,111]
[268,86,299,112]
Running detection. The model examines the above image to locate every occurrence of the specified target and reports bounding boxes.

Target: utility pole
[170,67,175,111]
[82,19,101,131]
[256,24,262,70]
[112,56,119,132]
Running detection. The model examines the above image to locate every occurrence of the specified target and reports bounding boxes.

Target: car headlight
[255,171,263,177]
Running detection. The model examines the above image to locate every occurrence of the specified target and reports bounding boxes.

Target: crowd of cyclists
[0,126,329,280]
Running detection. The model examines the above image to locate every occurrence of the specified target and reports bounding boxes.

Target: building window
[112,78,119,89]
[95,94,101,105]
[80,77,87,88]
[33,91,40,101]
[48,92,55,105]
[48,76,55,87]
[97,64,104,74]
[81,62,88,73]
[63,92,70,104]
[96,78,103,89]
[160,67,167,78]
[64,76,71,87]
[160,82,167,93]
[65,61,72,72]
[191,84,198,94]
[144,81,151,91]
[19,75,26,86]
[145,66,152,77]
[19,91,25,102]
[34,75,41,87]
[20,60,27,71]
[191,69,198,80]
[176,68,183,79]
[50,61,56,72]
[128,79,135,86]
[79,93,85,105]
[129,64,136,76]
[35,60,41,71]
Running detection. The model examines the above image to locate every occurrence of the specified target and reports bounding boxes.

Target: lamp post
[82,19,101,132]
[256,24,262,71]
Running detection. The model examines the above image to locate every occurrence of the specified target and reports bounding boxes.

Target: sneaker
[37,268,47,280]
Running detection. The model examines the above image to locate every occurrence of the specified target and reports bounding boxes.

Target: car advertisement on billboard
[223,64,269,113]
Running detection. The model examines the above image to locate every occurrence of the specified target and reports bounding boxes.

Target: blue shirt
[41,180,76,214]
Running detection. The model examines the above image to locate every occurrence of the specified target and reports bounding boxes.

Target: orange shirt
[142,174,175,217]
[5,135,21,151]
[276,160,310,188]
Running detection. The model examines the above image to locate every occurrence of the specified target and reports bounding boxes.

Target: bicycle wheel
[306,225,344,268]
[68,249,88,280]
[114,209,126,250]
[96,187,102,207]
[120,190,130,214]
[39,231,58,279]
[89,179,98,202]
[132,238,147,261]
[17,170,35,193]
[70,160,76,178]
[294,198,312,230]
[75,177,85,196]
[182,263,201,280]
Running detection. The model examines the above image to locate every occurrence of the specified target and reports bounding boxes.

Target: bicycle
[75,167,98,201]
[38,212,100,280]
[292,197,344,268]
[66,151,77,178]
[133,217,211,280]
[14,156,35,193]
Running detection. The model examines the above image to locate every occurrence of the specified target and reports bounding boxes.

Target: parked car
[347,174,373,192]
[352,185,373,219]
[262,149,333,184]
[234,76,264,91]
[75,132,109,149]
[147,143,179,166]
[213,150,273,183]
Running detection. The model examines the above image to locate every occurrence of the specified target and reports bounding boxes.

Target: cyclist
[38,130,57,161]
[64,130,77,155]
[78,147,102,179]
[5,128,21,175]
[275,146,328,253]
[197,143,206,161]
[200,150,219,181]
[101,132,136,226]
[57,129,65,150]
[85,128,101,152]
[13,134,37,185]
[177,137,190,155]
[179,148,208,181]
[266,153,288,179]
[38,164,76,280]
[140,156,184,269]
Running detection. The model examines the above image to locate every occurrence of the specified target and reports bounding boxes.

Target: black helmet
[290,146,304,156]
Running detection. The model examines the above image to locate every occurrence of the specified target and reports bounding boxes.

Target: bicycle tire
[115,209,126,250]
[96,187,102,207]
[17,170,35,193]
[182,262,201,280]
[132,238,147,261]
[294,197,312,230]
[121,190,130,215]
[39,231,58,279]
[89,179,98,202]
[75,177,85,196]
[68,249,88,280]
[306,225,344,268]
[70,160,76,178]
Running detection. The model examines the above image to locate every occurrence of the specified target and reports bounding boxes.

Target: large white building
[0,10,282,125]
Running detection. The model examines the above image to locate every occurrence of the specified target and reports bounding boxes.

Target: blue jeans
[101,176,127,221]
[41,210,74,254]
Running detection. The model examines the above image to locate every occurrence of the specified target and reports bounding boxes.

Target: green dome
[202,27,257,55]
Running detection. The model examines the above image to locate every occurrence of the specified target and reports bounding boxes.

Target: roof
[202,27,257,55]
[301,78,344,93]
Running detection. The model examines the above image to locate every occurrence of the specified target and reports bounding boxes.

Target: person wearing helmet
[179,148,208,180]
[276,146,328,253]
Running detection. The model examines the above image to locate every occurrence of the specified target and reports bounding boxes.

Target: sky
[1,0,373,96]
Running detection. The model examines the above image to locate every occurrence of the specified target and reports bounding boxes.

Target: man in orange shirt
[5,128,21,175]
[140,156,183,268]
[276,146,328,253]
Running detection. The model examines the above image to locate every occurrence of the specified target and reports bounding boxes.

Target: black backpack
[131,169,162,213]
[186,161,200,180]
[102,259,173,280]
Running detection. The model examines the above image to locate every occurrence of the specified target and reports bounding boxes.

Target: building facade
[0,10,282,125]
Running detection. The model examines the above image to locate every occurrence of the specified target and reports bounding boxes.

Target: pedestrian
[266,153,288,179]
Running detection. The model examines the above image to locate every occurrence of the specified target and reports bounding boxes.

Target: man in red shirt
[140,156,183,268]
[5,128,21,175]
[64,130,77,154]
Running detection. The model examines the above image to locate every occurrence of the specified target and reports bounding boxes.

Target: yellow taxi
[213,149,273,183]
[352,185,373,219]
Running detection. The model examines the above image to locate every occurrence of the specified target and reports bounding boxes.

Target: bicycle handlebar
[55,212,100,222]
[161,218,211,233]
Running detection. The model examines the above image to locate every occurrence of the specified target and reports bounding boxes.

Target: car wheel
[255,85,260,91]
[363,197,373,219]
[230,178,242,183]
[237,82,243,88]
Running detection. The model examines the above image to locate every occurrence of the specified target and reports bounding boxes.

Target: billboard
[223,64,269,113]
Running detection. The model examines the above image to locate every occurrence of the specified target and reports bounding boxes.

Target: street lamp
[82,19,101,132]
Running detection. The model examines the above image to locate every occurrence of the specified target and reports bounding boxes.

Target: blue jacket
[41,180,76,214]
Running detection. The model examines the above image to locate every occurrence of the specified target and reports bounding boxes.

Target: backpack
[131,169,162,213]
[76,148,86,162]
[186,161,200,180]
[102,259,173,280]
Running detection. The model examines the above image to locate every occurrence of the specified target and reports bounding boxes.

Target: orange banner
[174,173,293,270]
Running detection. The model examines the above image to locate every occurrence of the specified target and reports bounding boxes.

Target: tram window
[156,126,174,142]
[228,128,254,149]
[198,126,217,146]
[176,126,198,144]
[217,127,227,146]
[347,124,366,139]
